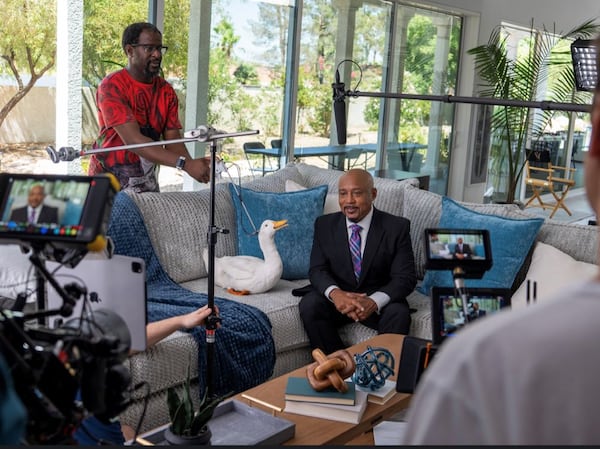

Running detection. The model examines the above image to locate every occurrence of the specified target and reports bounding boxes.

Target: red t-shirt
[88,69,182,189]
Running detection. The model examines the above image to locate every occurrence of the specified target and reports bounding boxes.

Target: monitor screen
[424,228,492,278]
[0,173,117,249]
[431,287,511,345]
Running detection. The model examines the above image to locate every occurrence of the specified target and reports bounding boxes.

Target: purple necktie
[29,209,35,223]
[350,224,362,281]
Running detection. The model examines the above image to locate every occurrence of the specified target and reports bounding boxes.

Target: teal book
[284,376,356,405]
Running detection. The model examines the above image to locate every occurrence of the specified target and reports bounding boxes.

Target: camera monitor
[0,173,119,251]
[424,228,492,278]
[431,286,511,345]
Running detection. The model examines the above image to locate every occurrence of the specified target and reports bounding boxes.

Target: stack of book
[356,379,397,405]
[283,377,368,424]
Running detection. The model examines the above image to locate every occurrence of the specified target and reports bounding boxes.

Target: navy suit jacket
[308,208,416,303]
[10,205,59,224]
[453,242,472,258]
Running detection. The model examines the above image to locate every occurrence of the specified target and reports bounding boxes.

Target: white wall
[0,86,97,144]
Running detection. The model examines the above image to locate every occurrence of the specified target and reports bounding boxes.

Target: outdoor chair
[524,149,576,218]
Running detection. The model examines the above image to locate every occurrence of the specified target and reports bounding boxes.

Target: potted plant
[164,362,230,445]
[468,19,599,204]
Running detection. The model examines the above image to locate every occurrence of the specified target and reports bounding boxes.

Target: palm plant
[468,19,600,203]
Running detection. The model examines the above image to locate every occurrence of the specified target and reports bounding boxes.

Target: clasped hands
[330,289,377,322]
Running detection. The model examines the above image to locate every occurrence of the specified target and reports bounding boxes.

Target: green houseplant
[164,362,230,445]
[468,19,599,204]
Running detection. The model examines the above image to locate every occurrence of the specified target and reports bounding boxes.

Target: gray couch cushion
[127,186,238,283]
[537,219,598,264]
[180,277,309,354]
[295,162,419,217]
[241,163,306,192]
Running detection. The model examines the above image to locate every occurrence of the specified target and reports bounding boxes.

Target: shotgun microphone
[332,69,347,145]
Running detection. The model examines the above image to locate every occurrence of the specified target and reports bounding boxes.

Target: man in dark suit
[299,169,417,354]
[452,237,472,260]
[9,184,59,224]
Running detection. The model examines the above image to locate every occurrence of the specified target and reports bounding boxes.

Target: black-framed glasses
[130,44,168,55]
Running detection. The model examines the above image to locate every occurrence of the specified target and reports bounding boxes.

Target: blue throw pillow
[228,183,328,280]
[418,197,544,296]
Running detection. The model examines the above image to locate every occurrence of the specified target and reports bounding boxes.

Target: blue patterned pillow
[228,183,328,280]
[418,197,544,295]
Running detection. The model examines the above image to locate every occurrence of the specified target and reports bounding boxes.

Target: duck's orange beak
[273,219,288,231]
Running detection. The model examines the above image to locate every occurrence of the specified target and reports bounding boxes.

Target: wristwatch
[175,156,186,171]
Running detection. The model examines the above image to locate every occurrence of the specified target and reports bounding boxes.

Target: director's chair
[524,149,576,218]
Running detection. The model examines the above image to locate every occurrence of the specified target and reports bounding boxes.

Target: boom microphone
[332,69,347,145]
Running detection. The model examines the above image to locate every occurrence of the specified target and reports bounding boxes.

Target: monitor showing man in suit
[452,237,472,260]
[9,183,59,225]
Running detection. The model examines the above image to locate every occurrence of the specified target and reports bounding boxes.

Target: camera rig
[0,173,132,444]
[424,228,493,323]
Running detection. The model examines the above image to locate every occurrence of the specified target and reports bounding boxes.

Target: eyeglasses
[130,44,168,55]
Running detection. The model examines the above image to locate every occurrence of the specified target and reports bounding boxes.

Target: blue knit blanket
[106,192,275,397]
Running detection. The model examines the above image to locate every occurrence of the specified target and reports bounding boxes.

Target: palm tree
[468,19,600,203]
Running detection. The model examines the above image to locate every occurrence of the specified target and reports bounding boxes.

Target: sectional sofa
[106,162,598,432]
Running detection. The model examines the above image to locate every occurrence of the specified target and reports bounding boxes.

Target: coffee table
[235,333,410,445]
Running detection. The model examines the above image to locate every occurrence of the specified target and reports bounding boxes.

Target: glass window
[473,22,593,204]
[296,1,462,194]
[79,0,463,193]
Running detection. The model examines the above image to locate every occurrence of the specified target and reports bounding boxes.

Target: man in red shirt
[89,22,211,192]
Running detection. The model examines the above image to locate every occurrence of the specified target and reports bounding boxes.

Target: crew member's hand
[180,304,220,329]
[185,156,211,183]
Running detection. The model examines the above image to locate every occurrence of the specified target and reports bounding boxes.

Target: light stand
[46,125,259,398]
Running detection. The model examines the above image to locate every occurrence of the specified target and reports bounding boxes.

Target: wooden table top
[234,333,411,446]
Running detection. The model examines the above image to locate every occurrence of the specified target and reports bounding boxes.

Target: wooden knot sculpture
[306,348,356,392]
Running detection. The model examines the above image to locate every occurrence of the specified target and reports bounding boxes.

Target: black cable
[335,58,363,91]
[130,381,151,444]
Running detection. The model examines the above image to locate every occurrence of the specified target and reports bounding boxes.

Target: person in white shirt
[402,52,600,445]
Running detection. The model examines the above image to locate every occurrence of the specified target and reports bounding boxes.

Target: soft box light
[571,38,598,92]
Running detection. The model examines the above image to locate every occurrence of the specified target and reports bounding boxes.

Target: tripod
[46,125,259,398]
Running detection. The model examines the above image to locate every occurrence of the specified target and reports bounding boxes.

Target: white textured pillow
[0,244,35,301]
[285,179,340,214]
[512,242,598,310]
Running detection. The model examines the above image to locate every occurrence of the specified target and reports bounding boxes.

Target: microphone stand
[47,126,259,399]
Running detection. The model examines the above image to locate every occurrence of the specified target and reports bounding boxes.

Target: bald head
[338,169,377,222]
[27,184,46,208]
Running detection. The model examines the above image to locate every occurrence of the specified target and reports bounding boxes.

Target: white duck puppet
[203,219,288,295]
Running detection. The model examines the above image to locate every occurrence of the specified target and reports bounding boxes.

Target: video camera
[0,173,133,444]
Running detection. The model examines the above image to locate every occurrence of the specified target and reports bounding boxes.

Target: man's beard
[144,59,161,78]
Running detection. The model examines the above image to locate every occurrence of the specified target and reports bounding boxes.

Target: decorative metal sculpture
[352,346,395,391]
